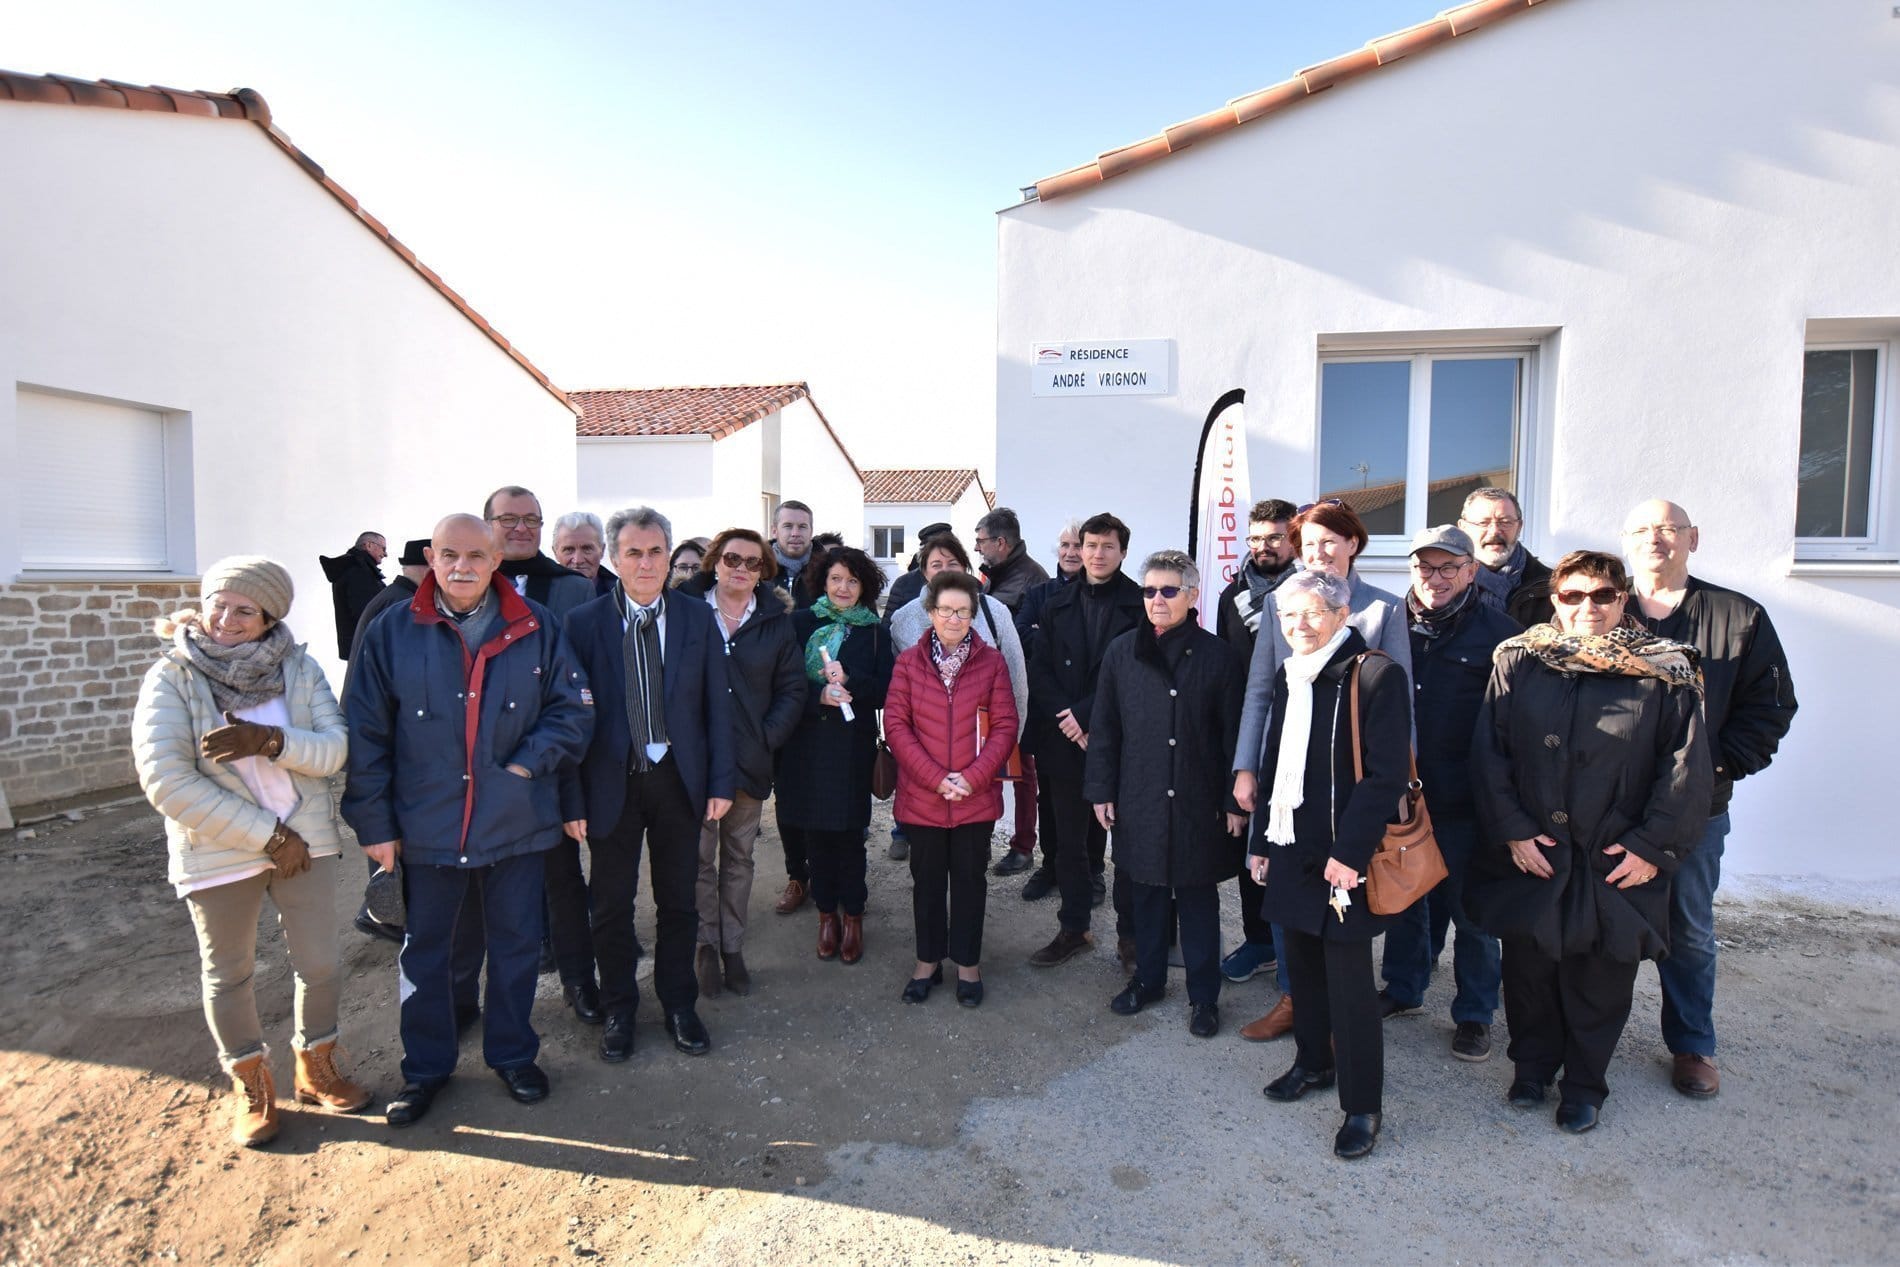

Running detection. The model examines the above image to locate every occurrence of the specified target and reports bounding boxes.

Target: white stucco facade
[997,0,1900,879]
[864,484,993,583]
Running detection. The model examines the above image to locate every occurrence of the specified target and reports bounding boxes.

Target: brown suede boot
[839,914,864,965]
[1239,994,1295,1043]
[229,1052,280,1147]
[816,911,841,960]
[293,1040,371,1113]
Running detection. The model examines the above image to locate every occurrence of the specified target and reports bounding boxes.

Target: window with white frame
[871,525,904,560]
[1316,349,1530,542]
[1797,341,1890,559]
[16,388,185,572]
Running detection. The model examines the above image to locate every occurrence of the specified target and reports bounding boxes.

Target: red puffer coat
[884,637,1018,830]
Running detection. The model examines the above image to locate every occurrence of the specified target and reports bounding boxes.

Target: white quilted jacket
[132,643,349,891]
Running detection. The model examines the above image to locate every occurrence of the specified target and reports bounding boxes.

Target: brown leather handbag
[871,733,898,801]
[1350,652,1448,916]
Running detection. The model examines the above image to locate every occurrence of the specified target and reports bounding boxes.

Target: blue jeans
[1660,813,1728,1057]
[1378,814,1500,1023]
[399,852,547,1085]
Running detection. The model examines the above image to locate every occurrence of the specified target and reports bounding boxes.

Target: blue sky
[13,0,1437,473]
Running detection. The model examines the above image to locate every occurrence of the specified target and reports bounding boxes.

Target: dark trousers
[908,821,992,965]
[1008,753,1038,853]
[1379,814,1500,1022]
[1282,928,1383,1115]
[776,801,810,885]
[1111,863,1136,939]
[391,854,485,1012]
[1040,745,1099,934]
[543,837,596,988]
[589,757,701,1018]
[1235,868,1273,947]
[1031,756,1102,876]
[398,853,545,1084]
[807,829,869,915]
[1130,880,1219,1005]
[1501,940,1640,1108]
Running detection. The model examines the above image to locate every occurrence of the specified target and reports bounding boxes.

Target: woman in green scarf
[774,546,895,965]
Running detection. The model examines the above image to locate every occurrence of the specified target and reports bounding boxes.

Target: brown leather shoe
[775,879,807,915]
[1028,929,1092,967]
[816,911,841,960]
[839,914,864,964]
[695,943,723,999]
[293,1039,371,1114]
[1117,936,1138,975]
[1672,1052,1720,1098]
[229,1052,280,1147]
[1239,995,1295,1043]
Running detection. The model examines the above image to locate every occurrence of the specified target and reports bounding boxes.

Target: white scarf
[1264,624,1353,846]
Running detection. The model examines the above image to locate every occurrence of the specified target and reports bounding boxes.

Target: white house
[860,469,994,583]
[571,384,864,546]
[996,0,1900,880]
[0,71,579,812]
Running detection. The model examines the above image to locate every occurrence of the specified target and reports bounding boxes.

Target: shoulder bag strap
[979,596,999,646]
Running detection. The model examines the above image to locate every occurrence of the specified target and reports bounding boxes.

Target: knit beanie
[200,556,295,622]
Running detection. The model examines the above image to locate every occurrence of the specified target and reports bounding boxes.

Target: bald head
[428,514,500,611]
[1622,498,1697,588]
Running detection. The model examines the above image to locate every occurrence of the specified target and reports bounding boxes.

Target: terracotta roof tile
[1028,0,1553,202]
[861,469,985,506]
[571,384,863,480]
[0,70,571,413]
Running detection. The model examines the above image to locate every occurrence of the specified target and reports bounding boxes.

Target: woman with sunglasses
[883,571,1018,1006]
[675,529,808,996]
[1231,498,1412,1043]
[1468,550,1710,1134]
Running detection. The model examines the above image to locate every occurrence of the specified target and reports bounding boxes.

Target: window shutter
[18,390,170,571]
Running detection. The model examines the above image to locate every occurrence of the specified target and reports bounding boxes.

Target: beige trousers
[696,791,763,952]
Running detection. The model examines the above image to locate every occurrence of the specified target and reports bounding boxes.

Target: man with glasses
[1457,488,1554,626]
[1216,499,1300,660]
[486,486,596,620]
[974,507,1051,614]
[1622,499,1798,1100]
[1377,526,1517,1057]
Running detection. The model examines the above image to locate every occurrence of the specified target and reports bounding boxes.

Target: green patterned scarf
[803,596,878,682]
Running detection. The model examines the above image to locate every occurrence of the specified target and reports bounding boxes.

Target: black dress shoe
[1507,1077,1549,1109]
[1109,979,1165,1015]
[1556,1101,1599,1134]
[564,979,604,1025]
[1264,1063,1337,1102]
[902,966,944,1004]
[496,1063,549,1105]
[600,1013,634,1063]
[993,850,1033,877]
[385,1081,439,1127]
[1189,1003,1220,1039]
[956,979,984,1008]
[354,910,405,945]
[1021,869,1057,902]
[1333,1112,1381,1159]
[665,1009,712,1056]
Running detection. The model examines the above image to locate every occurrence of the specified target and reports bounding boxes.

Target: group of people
[137,482,1795,1164]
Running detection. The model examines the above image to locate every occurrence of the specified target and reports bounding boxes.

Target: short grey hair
[1462,487,1523,519]
[1056,518,1083,546]
[605,506,673,555]
[1280,570,1349,609]
[1139,549,1199,591]
[552,510,603,541]
[976,507,1021,547]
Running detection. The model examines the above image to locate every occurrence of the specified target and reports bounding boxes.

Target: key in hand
[1329,885,1352,923]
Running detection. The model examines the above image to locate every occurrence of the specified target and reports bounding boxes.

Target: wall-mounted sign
[1030,339,1173,397]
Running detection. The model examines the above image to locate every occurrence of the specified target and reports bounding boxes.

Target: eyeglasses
[1278,606,1341,625]
[973,535,996,546]
[931,607,973,622]
[488,515,543,531]
[1554,587,1625,606]
[1140,585,1185,600]
[1247,533,1288,546]
[1410,559,1470,579]
[1459,517,1519,531]
[719,551,766,573]
[1296,498,1345,514]
[1625,524,1690,539]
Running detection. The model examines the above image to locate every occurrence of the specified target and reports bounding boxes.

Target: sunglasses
[1141,585,1185,600]
[1297,498,1346,514]
[720,551,766,573]
[1554,587,1624,606]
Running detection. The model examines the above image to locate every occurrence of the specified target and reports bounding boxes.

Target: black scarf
[620,588,669,771]
[1407,584,1477,640]
[500,552,581,607]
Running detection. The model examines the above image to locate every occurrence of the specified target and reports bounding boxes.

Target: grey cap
[1409,524,1476,558]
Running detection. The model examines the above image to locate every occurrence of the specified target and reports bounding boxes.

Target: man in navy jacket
[343,513,594,1126]
[560,506,735,1063]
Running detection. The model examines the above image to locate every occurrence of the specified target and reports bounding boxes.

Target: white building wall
[778,397,864,546]
[576,436,717,542]
[708,415,767,538]
[865,485,991,584]
[0,102,576,694]
[997,0,1900,879]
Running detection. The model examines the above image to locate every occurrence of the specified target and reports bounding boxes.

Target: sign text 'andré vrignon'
[1030,340,1173,397]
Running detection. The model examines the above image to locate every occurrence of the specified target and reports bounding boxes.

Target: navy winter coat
[1408,597,1521,818]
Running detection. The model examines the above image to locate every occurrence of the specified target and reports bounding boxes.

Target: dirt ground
[2,794,1897,1266]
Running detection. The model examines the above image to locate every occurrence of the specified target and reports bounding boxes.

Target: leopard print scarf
[1495,620,1702,693]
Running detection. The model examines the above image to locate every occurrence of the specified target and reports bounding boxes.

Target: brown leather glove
[266,822,312,877]
[201,711,285,763]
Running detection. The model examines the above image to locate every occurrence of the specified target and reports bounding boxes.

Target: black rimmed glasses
[488,514,543,531]
[1410,558,1470,580]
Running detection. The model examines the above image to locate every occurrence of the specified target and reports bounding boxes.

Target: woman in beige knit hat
[131,555,371,1146]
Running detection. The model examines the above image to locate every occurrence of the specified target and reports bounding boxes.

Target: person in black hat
[882,522,952,623]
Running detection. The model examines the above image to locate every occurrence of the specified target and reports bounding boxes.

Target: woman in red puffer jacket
[883,571,1019,1008]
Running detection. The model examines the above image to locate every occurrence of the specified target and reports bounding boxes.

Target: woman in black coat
[1084,550,1246,1037]
[678,530,808,998]
[774,546,894,965]
[1247,570,1410,1160]
[1468,550,1710,1134]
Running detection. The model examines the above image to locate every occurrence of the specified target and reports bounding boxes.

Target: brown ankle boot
[839,914,864,965]
[229,1052,280,1147]
[816,911,841,960]
[293,1040,371,1113]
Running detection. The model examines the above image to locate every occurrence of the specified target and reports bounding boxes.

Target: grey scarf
[1472,541,1527,612]
[623,593,669,772]
[173,618,295,712]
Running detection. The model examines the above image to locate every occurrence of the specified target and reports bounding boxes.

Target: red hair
[1293,500,1369,559]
